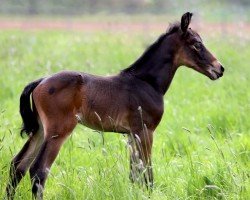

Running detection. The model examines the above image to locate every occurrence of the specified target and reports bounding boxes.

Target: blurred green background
[0,0,249,21]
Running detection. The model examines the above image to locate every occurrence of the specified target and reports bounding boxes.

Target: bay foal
[6,12,224,199]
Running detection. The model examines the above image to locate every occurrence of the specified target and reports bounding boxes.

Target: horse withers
[6,12,224,199]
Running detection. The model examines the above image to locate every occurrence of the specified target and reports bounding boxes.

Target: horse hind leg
[6,127,44,199]
[29,114,77,199]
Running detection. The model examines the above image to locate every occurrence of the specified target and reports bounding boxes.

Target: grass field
[0,25,249,199]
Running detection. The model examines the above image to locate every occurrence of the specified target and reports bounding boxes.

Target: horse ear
[181,12,193,33]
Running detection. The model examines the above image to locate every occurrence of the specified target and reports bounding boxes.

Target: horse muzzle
[207,62,224,80]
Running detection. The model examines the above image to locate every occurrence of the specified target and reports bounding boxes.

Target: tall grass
[0,29,249,199]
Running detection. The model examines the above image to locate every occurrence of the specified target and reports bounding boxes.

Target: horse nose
[221,65,225,72]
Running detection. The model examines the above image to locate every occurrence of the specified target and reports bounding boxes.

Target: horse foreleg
[129,130,153,189]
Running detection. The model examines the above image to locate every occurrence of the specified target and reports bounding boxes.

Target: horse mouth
[207,69,223,80]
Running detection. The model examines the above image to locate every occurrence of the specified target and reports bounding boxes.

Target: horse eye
[193,43,202,51]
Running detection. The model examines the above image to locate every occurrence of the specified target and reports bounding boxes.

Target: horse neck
[129,35,179,94]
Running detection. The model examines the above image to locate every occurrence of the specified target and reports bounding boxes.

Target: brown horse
[6,12,224,199]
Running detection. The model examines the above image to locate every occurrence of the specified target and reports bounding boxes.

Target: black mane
[121,22,180,74]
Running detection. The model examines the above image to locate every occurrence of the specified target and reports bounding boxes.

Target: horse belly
[75,108,130,133]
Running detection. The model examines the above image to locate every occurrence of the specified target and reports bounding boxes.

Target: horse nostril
[221,66,225,72]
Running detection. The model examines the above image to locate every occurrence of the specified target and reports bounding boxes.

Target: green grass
[0,29,249,199]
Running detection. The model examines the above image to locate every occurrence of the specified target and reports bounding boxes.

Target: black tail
[20,78,43,137]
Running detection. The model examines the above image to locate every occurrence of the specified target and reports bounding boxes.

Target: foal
[6,12,224,199]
